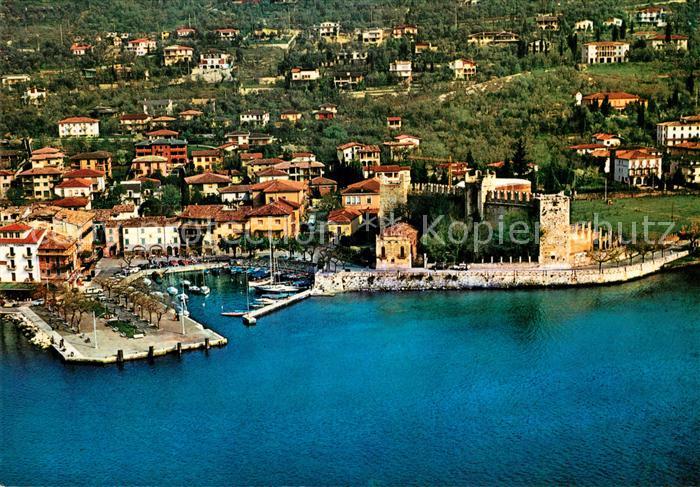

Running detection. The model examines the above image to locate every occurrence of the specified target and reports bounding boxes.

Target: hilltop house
[239,110,270,127]
[581,91,646,111]
[58,116,100,137]
[290,67,321,82]
[613,148,662,186]
[119,113,151,133]
[449,59,477,80]
[163,45,194,66]
[389,61,413,83]
[581,42,629,64]
[126,38,156,56]
[657,115,700,147]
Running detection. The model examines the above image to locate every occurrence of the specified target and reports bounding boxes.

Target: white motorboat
[200,286,211,295]
[256,284,299,294]
[189,285,201,293]
[166,286,178,295]
[182,280,191,287]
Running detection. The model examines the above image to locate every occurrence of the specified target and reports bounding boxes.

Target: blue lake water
[2,269,700,485]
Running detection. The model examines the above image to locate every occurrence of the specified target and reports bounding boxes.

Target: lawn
[571,195,700,239]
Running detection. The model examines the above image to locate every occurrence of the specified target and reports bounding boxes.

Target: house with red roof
[54,178,92,200]
[70,43,92,56]
[125,37,156,56]
[0,222,46,283]
[64,168,107,194]
[328,208,362,237]
[613,148,662,186]
[341,178,381,214]
[30,147,65,169]
[247,200,301,238]
[184,172,233,198]
[38,230,79,281]
[17,167,63,200]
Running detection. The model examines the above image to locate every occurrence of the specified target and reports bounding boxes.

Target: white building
[121,217,180,256]
[58,117,100,137]
[290,67,321,82]
[613,148,662,186]
[239,110,270,127]
[0,223,45,283]
[657,115,700,147]
[637,6,669,27]
[389,60,413,82]
[581,42,629,64]
[199,52,232,70]
[23,87,47,105]
[125,38,157,56]
[319,22,341,39]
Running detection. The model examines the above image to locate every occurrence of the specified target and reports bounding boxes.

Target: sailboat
[221,272,251,317]
[251,239,299,294]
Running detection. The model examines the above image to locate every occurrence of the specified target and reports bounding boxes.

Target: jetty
[243,289,312,325]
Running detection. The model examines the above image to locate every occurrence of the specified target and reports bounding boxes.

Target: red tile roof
[18,167,63,176]
[180,204,225,220]
[341,178,381,194]
[248,201,296,217]
[184,172,232,185]
[64,168,105,178]
[58,116,99,124]
[219,184,251,194]
[250,179,306,193]
[146,129,179,137]
[310,176,337,186]
[51,197,90,208]
[192,149,221,157]
[328,208,361,223]
[56,178,92,189]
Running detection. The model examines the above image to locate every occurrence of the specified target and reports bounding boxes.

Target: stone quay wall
[314,251,688,293]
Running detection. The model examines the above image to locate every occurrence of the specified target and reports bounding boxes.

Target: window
[399,247,405,259]
[381,247,386,259]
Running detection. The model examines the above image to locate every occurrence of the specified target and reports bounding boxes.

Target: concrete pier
[14,306,227,365]
[242,289,312,324]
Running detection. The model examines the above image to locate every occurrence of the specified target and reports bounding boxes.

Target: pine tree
[512,138,528,176]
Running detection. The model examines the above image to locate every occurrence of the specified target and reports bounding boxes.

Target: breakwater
[314,251,688,293]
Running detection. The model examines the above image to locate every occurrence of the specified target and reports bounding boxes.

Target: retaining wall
[314,251,688,293]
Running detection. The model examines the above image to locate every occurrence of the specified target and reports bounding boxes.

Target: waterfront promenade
[315,250,690,294]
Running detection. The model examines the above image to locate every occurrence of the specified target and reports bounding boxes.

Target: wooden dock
[243,289,312,325]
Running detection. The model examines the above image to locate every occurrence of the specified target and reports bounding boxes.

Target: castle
[412,170,603,268]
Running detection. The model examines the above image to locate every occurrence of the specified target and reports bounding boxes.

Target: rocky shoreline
[1,313,52,349]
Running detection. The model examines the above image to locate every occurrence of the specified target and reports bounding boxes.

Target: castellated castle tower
[535,193,572,267]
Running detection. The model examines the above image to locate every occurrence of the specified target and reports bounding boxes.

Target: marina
[3,268,699,485]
